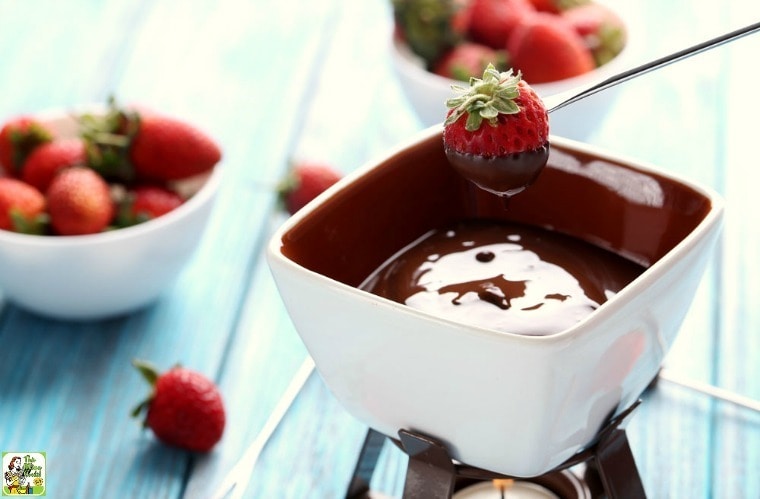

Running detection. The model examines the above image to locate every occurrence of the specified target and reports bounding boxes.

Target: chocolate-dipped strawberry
[443,64,549,198]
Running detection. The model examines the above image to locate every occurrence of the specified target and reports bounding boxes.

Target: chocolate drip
[445,143,550,198]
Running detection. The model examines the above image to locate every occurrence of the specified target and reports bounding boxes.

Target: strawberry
[80,101,139,183]
[81,98,222,183]
[507,12,595,83]
[433,42,508,81]
[0,178,46,233]
[46,166,114,235]
[132,360,226,453]
[526,0,589,14]
[443,65,549,197]
[21,139,87,192]
[278,161,342,215]
[117,185,184,226]
[562,3,626,66]
[467,0,535,50]
[130,113,222,181]
[0,117,53,176]
[450,0,475,36]
[392,0,471,67]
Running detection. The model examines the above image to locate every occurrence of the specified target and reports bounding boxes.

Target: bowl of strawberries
[390,0,632,140]
[0,99,222,320]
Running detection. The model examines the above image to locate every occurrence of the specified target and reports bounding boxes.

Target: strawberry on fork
[443,64,550,199]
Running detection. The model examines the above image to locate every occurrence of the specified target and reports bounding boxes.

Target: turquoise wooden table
[0,0,758,497]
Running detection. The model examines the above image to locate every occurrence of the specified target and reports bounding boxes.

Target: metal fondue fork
[658,368,760,413]
[213,357,315,499]
[543,20,760,113]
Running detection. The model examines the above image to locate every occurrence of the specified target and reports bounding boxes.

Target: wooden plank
[711,4,760,496]
[0,1,149,116]
[185,0,423,496]
[587,1,749,496]
[0,1,345,498]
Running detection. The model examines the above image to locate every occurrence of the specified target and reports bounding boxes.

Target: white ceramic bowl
[267,127,723,477]
[391,4,635,140]
[0,110,221,320]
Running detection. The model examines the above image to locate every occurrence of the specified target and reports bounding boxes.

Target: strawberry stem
[79,96,140,184]
[445,64,522,132]
[131,359,161,427]
[9,209,49,235]
[132,359,160,386]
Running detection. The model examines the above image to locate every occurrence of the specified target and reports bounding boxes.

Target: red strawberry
[392,0,471,67]
[0,117,53,176]
[130,113,222,181]
[81,99,222,183]
[132,360,226,453]
[467,0,535,50]
[0,178,46,233]
[562,3,626,66]
[433,42,508,81]
[507,12,595,83]
[451,0,475,35]
[21,139,87,192]
[278,161,342,215]
[443,65,549,197]
[118,185,184,226]
[526,0,589,14]
[46,166,114,235]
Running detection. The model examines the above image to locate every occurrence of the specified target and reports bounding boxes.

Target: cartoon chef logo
[2,453,45,496]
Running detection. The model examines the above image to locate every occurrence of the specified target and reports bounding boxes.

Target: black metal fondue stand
[345,401,646,499]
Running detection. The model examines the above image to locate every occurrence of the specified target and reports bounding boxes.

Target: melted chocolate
[361,220,645,336]
[280,133,711,297]
[444,143,550,198]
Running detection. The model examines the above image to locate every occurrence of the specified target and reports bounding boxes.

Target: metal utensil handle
[545,20,760,113]
[658,368,760,413]
[213,356,316,499]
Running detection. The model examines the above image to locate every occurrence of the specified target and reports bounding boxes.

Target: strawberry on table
[443,64,549,198]
[46,166,114,236]
[0,178,46,233]
[562,2,626,66]
[278,161,342,215]
[433,42,508,81]
[132,360,226,453]
[117,185,184,227]
[507,12,595,83]
[21,138,87,192]
[0,117,53,176]
[467,0,535,50]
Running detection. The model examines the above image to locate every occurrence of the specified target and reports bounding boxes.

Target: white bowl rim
[0,166,221,248]
[269,126,724,345]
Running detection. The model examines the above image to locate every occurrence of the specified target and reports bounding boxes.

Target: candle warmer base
[345,400,646,499]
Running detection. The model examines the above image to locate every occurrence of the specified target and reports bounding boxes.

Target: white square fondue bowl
[267,127,723,477]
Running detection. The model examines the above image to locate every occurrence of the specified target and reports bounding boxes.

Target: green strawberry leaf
[9,209,48,235]
[132,359,160,386]
[445,64,524,132]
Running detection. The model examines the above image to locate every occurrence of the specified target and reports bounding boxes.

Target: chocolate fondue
[445,144,550,199]
[361,219,645,336]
